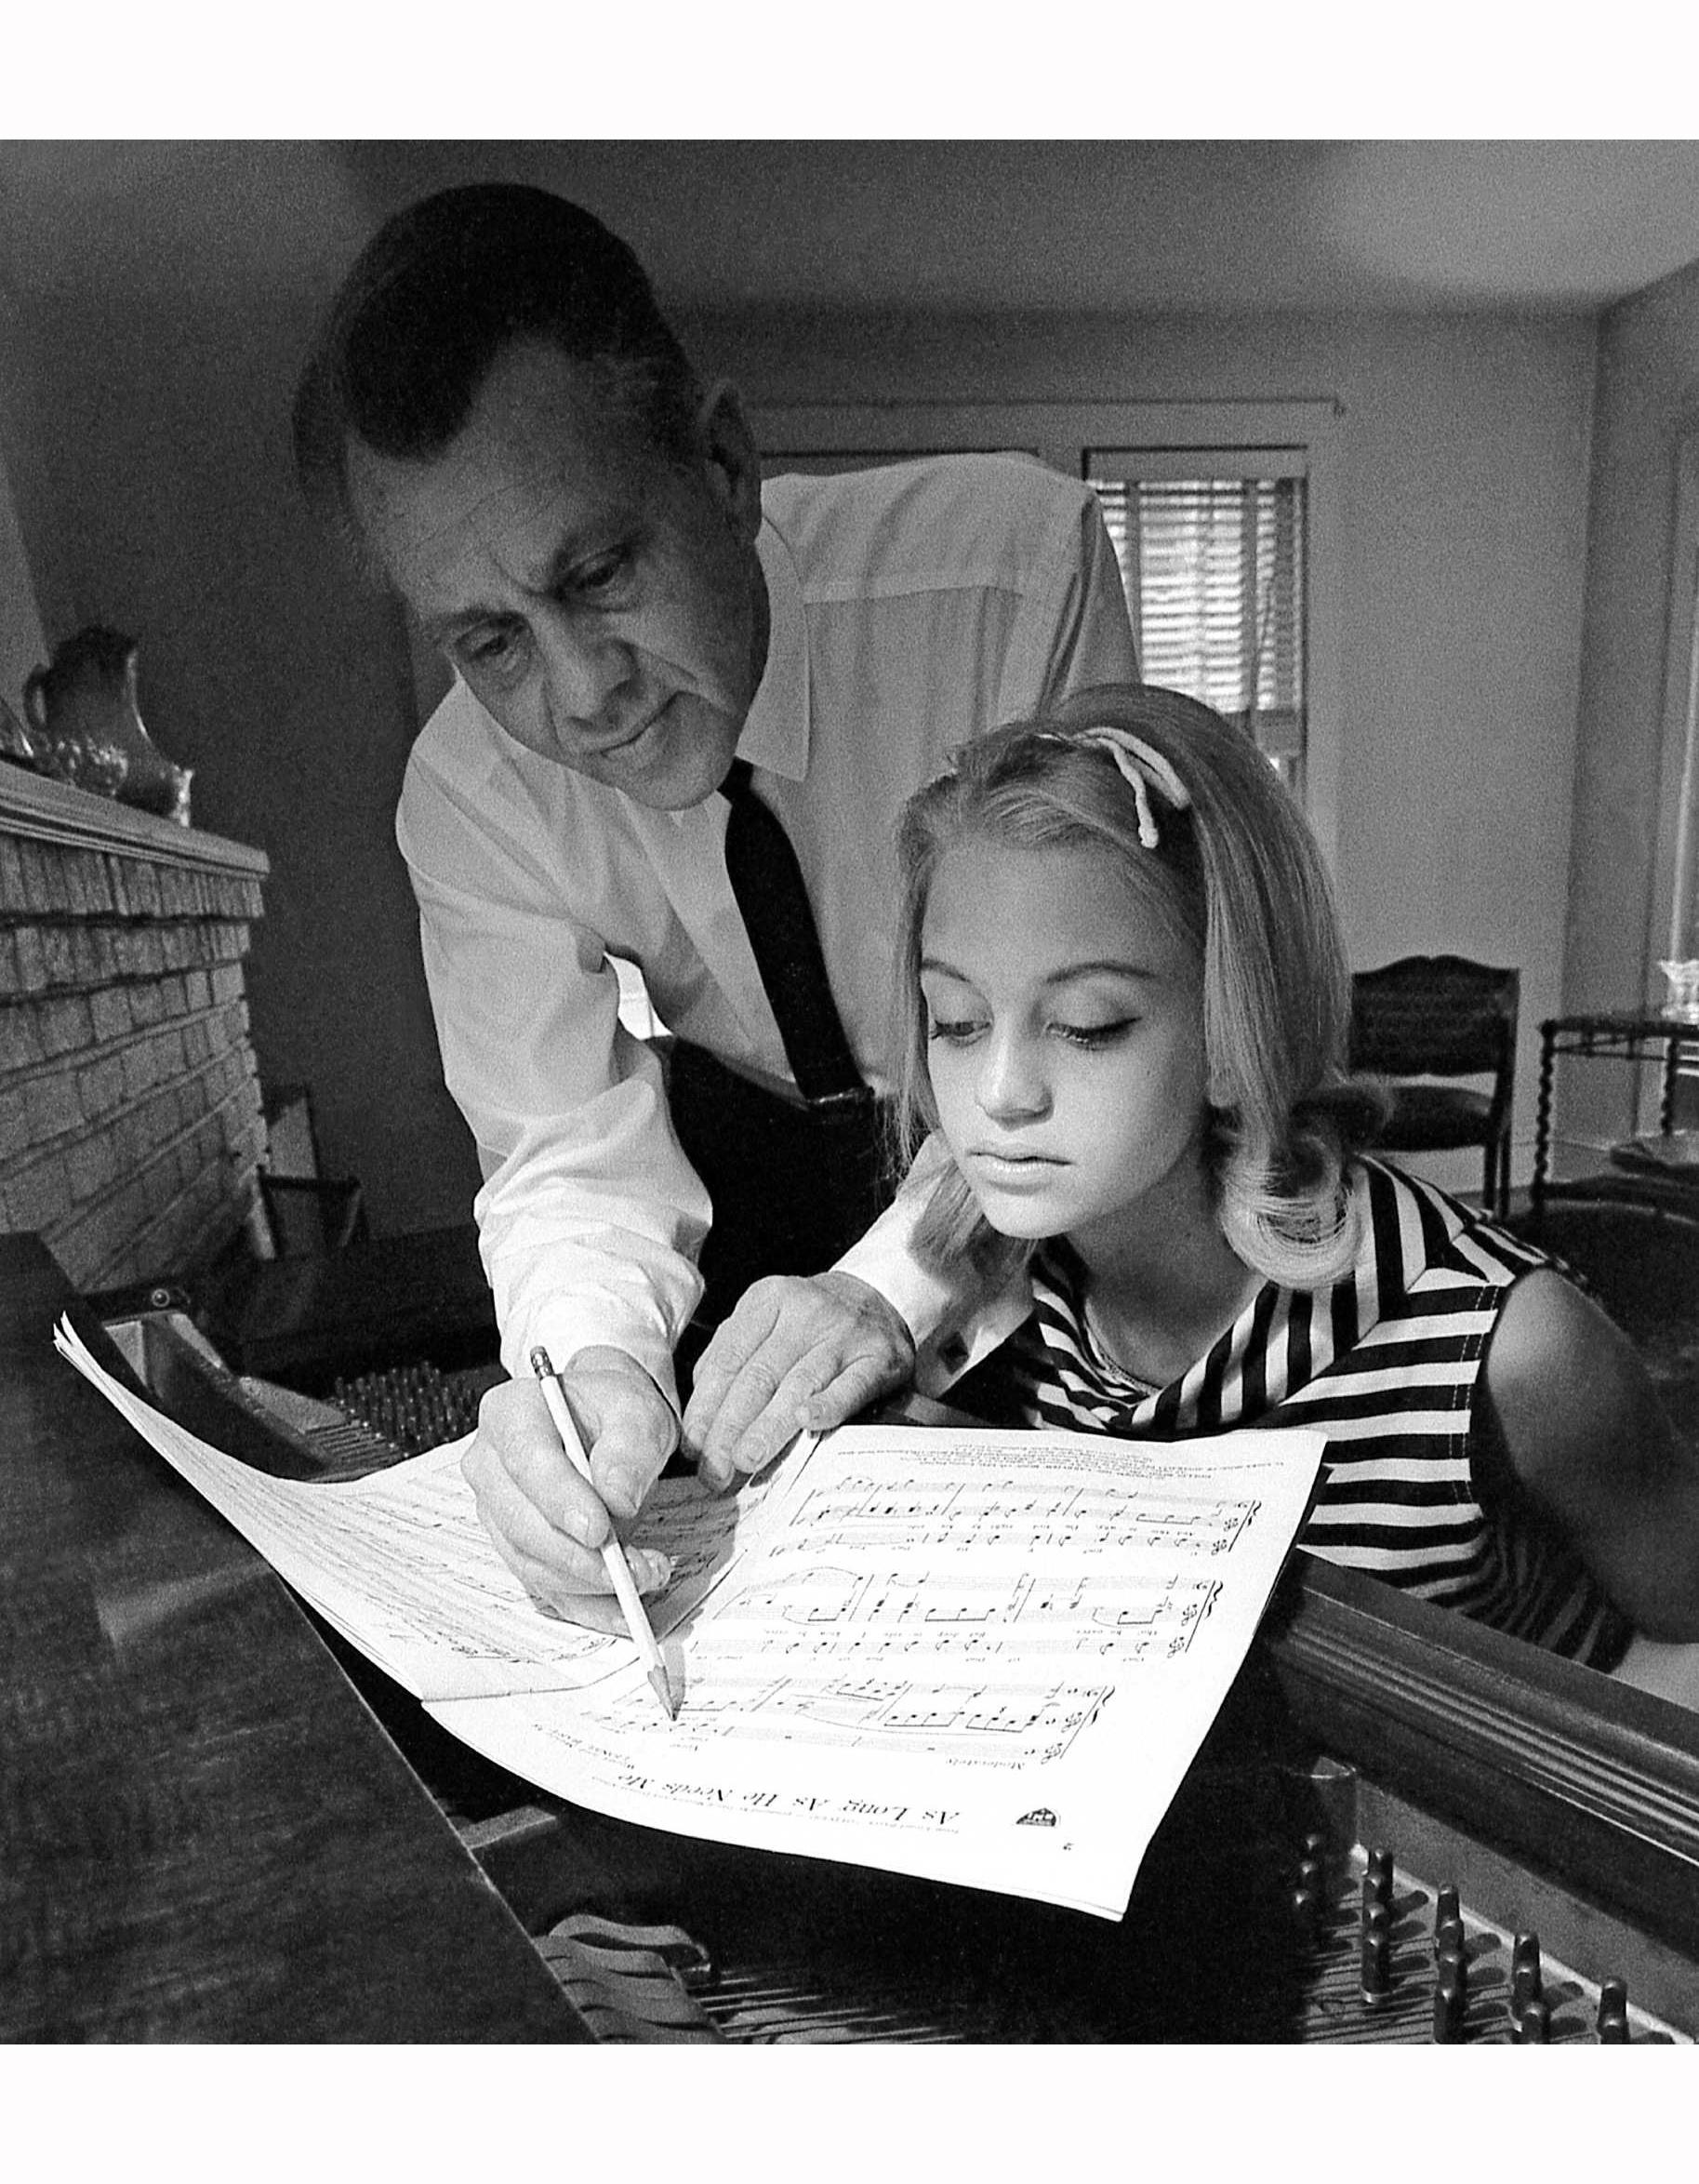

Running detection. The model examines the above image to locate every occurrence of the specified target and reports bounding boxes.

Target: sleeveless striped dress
[981,1157,1631,1669]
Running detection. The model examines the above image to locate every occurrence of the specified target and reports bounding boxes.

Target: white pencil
[528,1347,678,1721]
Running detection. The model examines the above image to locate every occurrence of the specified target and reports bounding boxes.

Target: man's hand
[461,1345,679,1633]
[682,1271,916,1490]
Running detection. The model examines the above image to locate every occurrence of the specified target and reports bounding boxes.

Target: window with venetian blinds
[1089,471,1308,798]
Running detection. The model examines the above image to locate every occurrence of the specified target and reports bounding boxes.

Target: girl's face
[919,835,1214,1253]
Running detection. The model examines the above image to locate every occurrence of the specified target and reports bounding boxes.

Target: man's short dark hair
[292,183,703,530]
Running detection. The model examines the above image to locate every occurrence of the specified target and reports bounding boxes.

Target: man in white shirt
[294,183,1136,1626]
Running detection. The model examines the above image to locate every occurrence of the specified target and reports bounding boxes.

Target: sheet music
[432,1425,1321,1916]
[55,1316,1321,1918]
[51,1316,772,1701]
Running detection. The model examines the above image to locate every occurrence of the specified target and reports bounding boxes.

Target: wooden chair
[1348,956,1520,1217]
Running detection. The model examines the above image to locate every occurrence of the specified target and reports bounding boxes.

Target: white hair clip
[1070,727,1192,848]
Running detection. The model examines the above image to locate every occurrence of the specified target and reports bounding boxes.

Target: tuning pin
[1361,1920,1393,2006]
[1433,1964,1467,2044]
[1511,1933,1542,2015]
[1428,1884,1462,1963]
[1598,1976,1629,2043]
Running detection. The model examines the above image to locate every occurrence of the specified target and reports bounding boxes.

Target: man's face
[347,340,767,808]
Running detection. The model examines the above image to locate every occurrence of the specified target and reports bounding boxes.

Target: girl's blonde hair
[887,684,1387,1290]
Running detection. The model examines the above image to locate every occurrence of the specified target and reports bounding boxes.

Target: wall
[682,302,1599,1192]
[0,148,1599,1232]
[0,146,483,1243]
[1568,259,1699,1152]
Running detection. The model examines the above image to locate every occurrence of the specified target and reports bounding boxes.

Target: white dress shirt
[396,453,1138,1403]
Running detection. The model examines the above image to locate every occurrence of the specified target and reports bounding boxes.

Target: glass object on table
[1659,960,1699,1024]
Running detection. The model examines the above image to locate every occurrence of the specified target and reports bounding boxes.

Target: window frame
[1652,426,1699,970]
[1085,457,1308,797]
[750,398,1343,862]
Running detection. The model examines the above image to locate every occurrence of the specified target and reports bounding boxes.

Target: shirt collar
[735,513,810,783]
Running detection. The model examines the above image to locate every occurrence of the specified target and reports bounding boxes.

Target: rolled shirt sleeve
[835,1134,1033,1393]
[401,773,710,1407]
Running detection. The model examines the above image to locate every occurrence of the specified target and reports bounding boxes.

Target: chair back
[1349,955,1519,1093]
[1348,956,1520,1214]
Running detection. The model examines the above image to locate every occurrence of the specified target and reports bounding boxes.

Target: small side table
[1532,1012,1699,1216]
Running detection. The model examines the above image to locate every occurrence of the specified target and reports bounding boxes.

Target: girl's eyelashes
[924,1013,1137,1049]
[1055,1018,1135,1049]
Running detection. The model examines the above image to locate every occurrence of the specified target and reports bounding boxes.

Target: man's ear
[695,379,763,542]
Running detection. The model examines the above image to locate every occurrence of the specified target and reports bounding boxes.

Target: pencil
[527,1347,679,1722]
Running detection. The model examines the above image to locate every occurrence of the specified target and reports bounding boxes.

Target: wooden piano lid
[0,1232,586,2043]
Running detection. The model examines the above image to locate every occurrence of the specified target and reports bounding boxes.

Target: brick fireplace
[1,762,271,1293]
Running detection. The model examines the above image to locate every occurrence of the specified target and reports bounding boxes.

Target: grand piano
[7,1227,1699,2044]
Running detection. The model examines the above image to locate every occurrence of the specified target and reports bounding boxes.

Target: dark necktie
[721,757,867,1107]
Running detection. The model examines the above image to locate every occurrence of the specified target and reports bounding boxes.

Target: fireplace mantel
[0,759,270,880]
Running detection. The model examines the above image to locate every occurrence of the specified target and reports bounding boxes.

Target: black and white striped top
[982,1158,1631,1669]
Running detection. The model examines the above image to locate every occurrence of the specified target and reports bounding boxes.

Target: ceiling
[5,140,1699,318]
[345,140,1699,316]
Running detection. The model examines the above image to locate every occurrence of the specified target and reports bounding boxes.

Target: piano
[7,1227,1699,2044]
